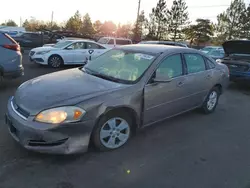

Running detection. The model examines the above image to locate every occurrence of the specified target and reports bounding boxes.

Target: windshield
[53,40,73,48]
[84,49,155,83]
[98,37,109,44]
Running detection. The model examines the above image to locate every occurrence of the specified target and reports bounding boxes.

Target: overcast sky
[1,0,250,26]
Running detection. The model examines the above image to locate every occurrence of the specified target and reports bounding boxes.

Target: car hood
[222,40,250,55]
[31,46,57,52]
[14,68,126,115]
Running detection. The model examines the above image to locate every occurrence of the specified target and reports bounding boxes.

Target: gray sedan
[5,45,229,154]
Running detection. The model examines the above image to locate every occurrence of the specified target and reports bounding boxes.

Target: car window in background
[86,42,105,49]
[84,49,155,82]
[184,53,206,73]
[116,40,131,45]
[207,50,224,57]
[108,39,114,44]
[156,54,183,78]
[53,41,73,48]
[98,37,109,44]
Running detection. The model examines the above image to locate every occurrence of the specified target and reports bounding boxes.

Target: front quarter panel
[77,86,143,127]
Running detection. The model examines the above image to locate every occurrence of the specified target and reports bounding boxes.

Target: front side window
[184,53,206,73]
[84,49,155,83]
[156,54,183,79]
[54,41,74,49]
[67,42,85,50]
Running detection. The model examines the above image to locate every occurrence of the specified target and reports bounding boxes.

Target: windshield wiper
[83,67,123,83]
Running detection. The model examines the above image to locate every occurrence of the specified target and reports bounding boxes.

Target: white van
[97,37,132,48]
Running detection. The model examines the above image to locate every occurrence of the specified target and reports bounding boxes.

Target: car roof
[63,39,96,43]
[141,40,188,47]
[100,37,131,41]
[117,44,197,54]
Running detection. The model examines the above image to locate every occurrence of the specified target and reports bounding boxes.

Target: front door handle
[177,81,184,87]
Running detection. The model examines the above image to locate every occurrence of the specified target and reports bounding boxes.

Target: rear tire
[48,55,63,68]
[92,112,133,151]
[201,87,220,114]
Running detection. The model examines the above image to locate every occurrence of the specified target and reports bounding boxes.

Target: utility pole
[20,17,22,27]
[136,0,141,22]
[134,0,141,43]
[51,11,54,27]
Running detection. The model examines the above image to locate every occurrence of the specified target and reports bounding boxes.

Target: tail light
[2,44,20,51]
[1,33,20,51]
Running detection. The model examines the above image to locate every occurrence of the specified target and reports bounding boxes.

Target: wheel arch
[94,105,140,133]
[213,83,222,94]
[48,54,64,64]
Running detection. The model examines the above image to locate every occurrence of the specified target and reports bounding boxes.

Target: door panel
[144,76,191,125]
[183,53,212,105]
[60,49,75,64]
[143,54,192,125]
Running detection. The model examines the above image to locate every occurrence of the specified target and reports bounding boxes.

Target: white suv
[97,37,132,48]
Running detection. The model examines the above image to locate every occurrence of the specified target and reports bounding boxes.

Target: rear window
[0,33,17,45]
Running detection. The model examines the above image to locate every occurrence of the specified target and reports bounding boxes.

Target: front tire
[201,87,220,114]
[48,55,63,68]
[92,112,132,151]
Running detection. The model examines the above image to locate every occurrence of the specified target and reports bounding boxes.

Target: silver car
[5,45,229,154]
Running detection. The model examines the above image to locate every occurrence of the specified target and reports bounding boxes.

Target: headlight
[216,59,222,63]
[35,106,86,124]
[36,50,50,55]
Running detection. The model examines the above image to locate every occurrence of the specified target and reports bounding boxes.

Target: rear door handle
[206,75,212,79]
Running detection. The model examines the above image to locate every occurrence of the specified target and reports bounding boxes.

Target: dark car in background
[0,32,24,82]
[217,40,250,83]
[139,41,188,48]
[13,32,63,48]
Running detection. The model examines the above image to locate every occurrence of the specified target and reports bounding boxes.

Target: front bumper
[29,55,47,65]
[6,97,94,154]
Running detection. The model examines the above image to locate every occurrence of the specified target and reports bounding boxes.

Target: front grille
[30,51,35,56]
[12,98,30,119]
[225,64,249,72]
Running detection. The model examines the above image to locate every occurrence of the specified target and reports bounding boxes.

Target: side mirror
[66,46,73,50]
[153,74,172,83]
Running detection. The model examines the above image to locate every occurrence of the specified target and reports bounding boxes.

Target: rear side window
[184,53,206,73]
[116,39,131,45]
[86,42,105,49]
[0,33,17,45]
[205,58,216,69]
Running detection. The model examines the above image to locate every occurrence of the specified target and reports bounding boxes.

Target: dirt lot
[1,53,250,188]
